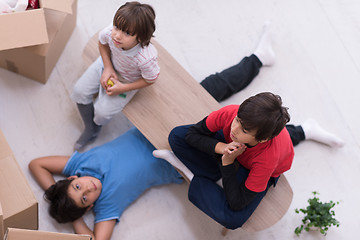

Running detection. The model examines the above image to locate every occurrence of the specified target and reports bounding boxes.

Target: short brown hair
[237,92,290,141]
[44,179,88,223]
[113,1,156,47]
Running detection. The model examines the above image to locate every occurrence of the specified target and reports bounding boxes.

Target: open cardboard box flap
[0,9,48,51]
[5,228,92,240]
[40,0,74,14]
[0,0,75,51]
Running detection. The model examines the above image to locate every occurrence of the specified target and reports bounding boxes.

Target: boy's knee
[215,213,245,230]
[169,126,181,140]
[93,108,111,126]
[168,126,187,148]
[71,83,91,105]
[221,220,243,230]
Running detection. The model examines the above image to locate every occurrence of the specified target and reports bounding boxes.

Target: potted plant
[294,191,340,236]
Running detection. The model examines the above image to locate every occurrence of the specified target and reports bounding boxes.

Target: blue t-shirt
[63,127,182,223]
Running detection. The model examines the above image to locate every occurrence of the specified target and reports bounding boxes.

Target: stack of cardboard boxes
[0,0,91,238]
[0,0,77,84]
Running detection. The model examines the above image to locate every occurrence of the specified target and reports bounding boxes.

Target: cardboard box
[0,203,4,240]
[0,0,77,84]
[0,130,38,238]
[5,228,92,240]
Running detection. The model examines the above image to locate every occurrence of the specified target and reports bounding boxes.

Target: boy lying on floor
[29,127,182,240]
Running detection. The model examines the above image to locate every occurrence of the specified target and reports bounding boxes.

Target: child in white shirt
[71,1,160,151]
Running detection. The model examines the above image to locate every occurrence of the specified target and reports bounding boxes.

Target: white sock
[254,21,275,66]
[302,119,344,148]
[216,178,223,188]
[153,149,194,182]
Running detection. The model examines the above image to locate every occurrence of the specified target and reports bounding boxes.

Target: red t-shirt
[206,105,294,192]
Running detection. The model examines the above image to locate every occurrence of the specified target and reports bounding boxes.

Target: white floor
[1,0,360,239]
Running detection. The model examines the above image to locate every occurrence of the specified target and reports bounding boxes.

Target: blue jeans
[168,125,277,229]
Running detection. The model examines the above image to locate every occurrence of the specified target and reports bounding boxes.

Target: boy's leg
[301,119,344,147]
[74,103,101,151]
[188,168,274,230]
[71,57,104,105]
[285,124,305,146]
[168,125,222,181]
[71,57,104,151]
[286,119,344,147]
[153,149,194,182]
[93,88,138,125]
[200,21,274,102]
[253,21,275,66]
[200,55,262,102]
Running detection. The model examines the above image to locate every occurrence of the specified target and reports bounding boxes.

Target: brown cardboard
[0,0,75,51]
[5,228,92,240]
[0,130,38,238]
[0,0,77,83]
[41,0,74,14]
[0,9,48,50]
[0,203,4,240]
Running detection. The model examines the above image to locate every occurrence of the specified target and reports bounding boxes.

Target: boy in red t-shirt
[153,21,344,229]
[155,92,343,229]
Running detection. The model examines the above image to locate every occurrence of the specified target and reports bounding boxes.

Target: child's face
[67,176,102,208]
[111,26,138,50]
[230,116,260,146]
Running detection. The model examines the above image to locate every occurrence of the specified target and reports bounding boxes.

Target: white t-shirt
[98,25,160,83]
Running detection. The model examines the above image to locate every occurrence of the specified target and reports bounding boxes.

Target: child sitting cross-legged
[154,92,344,230]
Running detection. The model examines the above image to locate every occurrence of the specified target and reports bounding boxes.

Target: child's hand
[100,68,118,90]
[221,142,246,166]
[105,79,128,96]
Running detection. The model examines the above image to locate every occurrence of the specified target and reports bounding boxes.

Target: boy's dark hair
[44,178,88,223]
[113,1,156,47]
[237,92,290,141]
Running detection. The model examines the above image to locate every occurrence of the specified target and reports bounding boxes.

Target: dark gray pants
[200,54,262,102]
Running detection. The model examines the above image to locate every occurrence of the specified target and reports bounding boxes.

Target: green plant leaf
[294,191,340,237]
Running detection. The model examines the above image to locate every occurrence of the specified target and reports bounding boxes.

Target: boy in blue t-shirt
[29,127,182,239]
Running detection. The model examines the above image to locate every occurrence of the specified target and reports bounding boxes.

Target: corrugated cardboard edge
[0,202,4,240]
[40,0,74,14]
[5,228,92,240]
[0,130,39,230]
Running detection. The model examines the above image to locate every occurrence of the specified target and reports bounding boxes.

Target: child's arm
[28,156,70,190]
[98,42,118,90]
[220,163,258,211]
[105,77,153,96]
[72,218,116,240]
[94,220,116,240]
[220,144,258,211]
[185,117,237,157]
